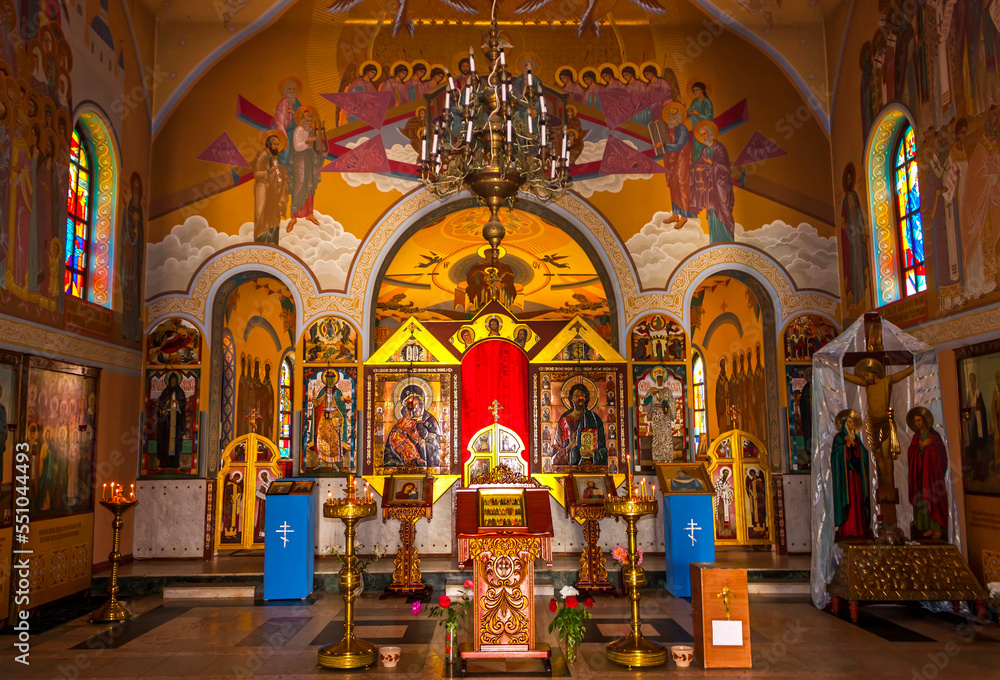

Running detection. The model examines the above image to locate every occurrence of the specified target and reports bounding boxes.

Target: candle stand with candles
[317,476,379,670]
[92,483,137,624]
[603,467,667,668]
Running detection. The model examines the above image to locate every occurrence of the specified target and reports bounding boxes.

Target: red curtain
[460,341,530,465]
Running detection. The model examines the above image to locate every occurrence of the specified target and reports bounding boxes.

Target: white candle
[528,114,534,134]
[550,158,556,176]
[506,119,512,143]
[541,126,546,146]
[466,120,474,144]
[539,97,547,114]
[445,92,451,109]
[465,86,472,105]
[527,70,533,88]
[469,49,475,73]
[420,138,427,161]
[501,84,507,103]
[561,131,567,157]
[448,73,456,91]
[431,132,439,155]
[500,51,506,67]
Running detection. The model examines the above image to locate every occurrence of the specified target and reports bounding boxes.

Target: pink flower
[636,546,644,565]
[439,595,452,608]
[411,601,422,616]
[464,580,474,589]
[612,545,627,565]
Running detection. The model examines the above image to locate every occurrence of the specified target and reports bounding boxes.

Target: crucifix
[246,408,262,435]
[488,399,504,424]
[841,313,913,526]
[728,404,741,431]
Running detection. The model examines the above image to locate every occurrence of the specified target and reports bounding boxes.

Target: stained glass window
[892,124,926,296]
[692,352,707,457]
[278,356,293,459]
[65,125,93,298]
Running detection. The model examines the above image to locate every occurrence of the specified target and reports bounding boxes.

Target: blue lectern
[656,464,715,597]
[264,479,317,600]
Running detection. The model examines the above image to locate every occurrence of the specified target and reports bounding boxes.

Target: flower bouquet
[547,586,593,664]
[413,580,473,663]
[612,544,642,595]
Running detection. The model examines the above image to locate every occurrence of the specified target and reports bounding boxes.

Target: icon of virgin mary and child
[384,385,442,468]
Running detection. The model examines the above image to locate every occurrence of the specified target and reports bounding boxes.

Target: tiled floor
[2,591,997,679]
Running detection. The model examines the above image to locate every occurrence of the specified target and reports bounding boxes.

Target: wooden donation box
[456,486,554,672]
[690,563,751,669]
[263,479,317,600]
[656,463,715,597]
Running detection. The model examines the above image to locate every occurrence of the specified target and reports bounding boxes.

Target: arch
[865,104,917,306]
[361,190,625,356]
[691,347,708,456]
[703,312,744,347]
[72,106,120,307]
[244,315,283,352]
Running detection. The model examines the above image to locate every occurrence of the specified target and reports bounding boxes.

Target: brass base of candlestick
[90,597,133,624]
[604,496,665,668]
[317,636,379,669]
[606,633,669,668]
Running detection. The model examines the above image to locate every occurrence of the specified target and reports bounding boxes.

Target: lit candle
[327,490,332,502]
[102,483,107,500]
[364,483,369,500]
[641,479,647,497]
[651,485,656,496]
[130,483,135,500]
[468,49,475,73]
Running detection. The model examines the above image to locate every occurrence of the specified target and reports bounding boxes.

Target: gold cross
[488,399,503,424]
[246,408,261,434]
[728,404,741,431]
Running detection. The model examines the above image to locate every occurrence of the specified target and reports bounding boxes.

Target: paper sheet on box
[712,620,743,646]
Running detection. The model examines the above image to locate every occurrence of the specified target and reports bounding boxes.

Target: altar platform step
[93,552,810,599]
[162,583,260,600]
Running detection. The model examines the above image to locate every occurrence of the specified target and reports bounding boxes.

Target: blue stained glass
[909,213,924,262]
[65,218,74,259]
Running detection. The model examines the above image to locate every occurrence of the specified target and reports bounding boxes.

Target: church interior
[3,0,1000,677]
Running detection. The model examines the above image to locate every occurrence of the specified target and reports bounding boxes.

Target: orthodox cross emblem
[488,399,504,424]
[276,521,294,548]
[686,519,701,546]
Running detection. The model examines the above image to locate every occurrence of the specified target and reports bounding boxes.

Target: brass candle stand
[318,479,379,670]
[603,493,668,668]
[91,495,138,623]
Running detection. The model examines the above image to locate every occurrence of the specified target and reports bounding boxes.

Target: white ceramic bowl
[380,646,401,668]
[670,644,694,668]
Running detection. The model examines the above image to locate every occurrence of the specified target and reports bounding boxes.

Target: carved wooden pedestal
[573,505,617,594]
[828,543,989,623]
[383,505,431,597]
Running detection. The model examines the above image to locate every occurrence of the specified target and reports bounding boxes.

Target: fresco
[783,314,836,363]
[26,366,97,518]
[143,369,200,475]
[147,318,202,365]
[957,346,1000,497]
[631,313,686,361]
[374,208,611,344]
[303,316,358,363]
[302,366,356,474]
[0,361,17,527]
[785,365,811,473]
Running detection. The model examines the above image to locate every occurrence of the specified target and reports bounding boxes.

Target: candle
[561,130,567,157]
[506,119,512,143]
[420,138,427,162]
[500,51,506,67]
[444,92,451,110]
[641,479,647,497]
[652,485,656,496]
[447,73,456,91]
[528,114,534,134]
[550,158,556,176]
[465,86,472,106]
[327,491,332,502]
[540,126,546,147]
[468,49,475,73]
[431,132,439,155]
[539,97,547,115]
[102,483,107,500]
[466,120,474,144]
[130,483,135,500]
[501,83,507,103]
[527,70,533,88]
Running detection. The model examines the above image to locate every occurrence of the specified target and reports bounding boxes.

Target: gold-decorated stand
[318,477,379,670]
[603,489,667,668]
[563,465,618,595]
[698,426,774,547]
[828,543,988,623]
[456,463,554,675]
[91,489,138,624]
[380,469,434,598]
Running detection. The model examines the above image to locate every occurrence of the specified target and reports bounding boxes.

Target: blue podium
[264,479,317,600]
[656,464,716,597]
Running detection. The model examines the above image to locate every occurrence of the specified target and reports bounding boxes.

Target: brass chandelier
[419,1,573,251]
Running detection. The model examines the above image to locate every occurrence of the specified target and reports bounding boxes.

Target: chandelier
[419,1,573,251]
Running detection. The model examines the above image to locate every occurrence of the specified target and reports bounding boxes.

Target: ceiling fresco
[146,0,849,131]
[374,207,611,331]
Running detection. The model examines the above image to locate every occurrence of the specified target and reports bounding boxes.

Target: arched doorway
[689,271,780,470]
[208,272,298,477]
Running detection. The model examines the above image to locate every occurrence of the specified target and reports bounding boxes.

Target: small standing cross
[488,399,504,424]
[246,408,261,434]
[728,404,741,430]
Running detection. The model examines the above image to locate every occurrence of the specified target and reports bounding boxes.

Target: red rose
[439,595,451,608]
[548,598,558,613]
[584,597,594,608]
[566,596,578,609]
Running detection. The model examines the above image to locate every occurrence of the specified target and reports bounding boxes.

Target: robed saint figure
[156,373,187,469]
[831,409,871,539]
[553,383,607,466]
[906,406,949,540]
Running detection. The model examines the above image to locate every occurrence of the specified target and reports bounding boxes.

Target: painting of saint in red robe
[690,121,736,244]
[906,406,949,541]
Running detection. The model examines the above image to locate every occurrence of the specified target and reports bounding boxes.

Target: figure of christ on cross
[246,408,262,435]
[841,315,914,526]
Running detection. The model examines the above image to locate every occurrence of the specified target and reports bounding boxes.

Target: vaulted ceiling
[139,0,849,134]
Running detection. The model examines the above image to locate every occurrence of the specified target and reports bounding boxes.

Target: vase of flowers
[548,586,593,664]
[612,544,642,595]
[413,580,473,663]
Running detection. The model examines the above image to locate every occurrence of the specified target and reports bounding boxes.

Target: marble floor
[2,589,998,679]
